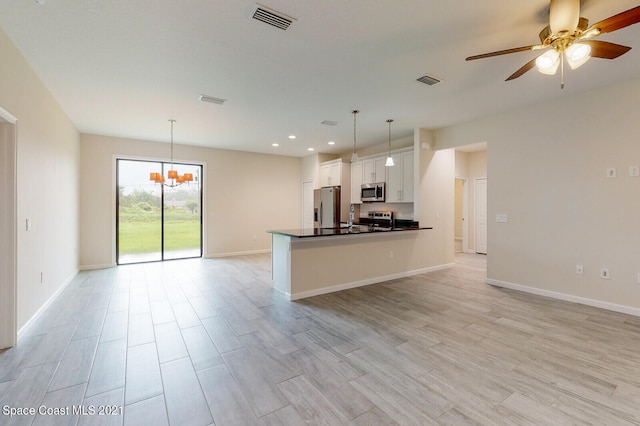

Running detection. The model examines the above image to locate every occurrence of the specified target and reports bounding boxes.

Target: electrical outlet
[576,265,583,275]
[389,250,394,259]
[637,272,640,284]
[496,214,508,223]
[600,268,610,280]
[629,166,640,177]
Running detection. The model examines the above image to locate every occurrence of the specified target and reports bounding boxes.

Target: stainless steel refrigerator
[314,186,341,228]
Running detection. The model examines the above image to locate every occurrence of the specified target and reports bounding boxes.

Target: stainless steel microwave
[361,183,385,202]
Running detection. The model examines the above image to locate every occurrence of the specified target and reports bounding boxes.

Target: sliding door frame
[115,158,203,265]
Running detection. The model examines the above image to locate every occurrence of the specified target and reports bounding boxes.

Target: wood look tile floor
[1,253,640,425]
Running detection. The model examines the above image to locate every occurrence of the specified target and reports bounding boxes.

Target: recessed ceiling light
[307,148,314,151]
[288,135,296,139]
[272,143,279,147]
[328,141,335,145]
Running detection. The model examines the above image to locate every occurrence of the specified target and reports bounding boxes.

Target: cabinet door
[401,151,414,202]
[329,162,341,186]
[319,164,331,187]
[385,151,414,203]
[373,157,386,183]
[385,154,403,202]
[350,161,362,203]
[362,157,387,183]
[362,159,375,184]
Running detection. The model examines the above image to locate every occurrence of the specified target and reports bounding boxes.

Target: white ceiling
[1,0,639,157]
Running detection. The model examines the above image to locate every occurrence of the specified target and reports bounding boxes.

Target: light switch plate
[629,166,640,177]
[607,168,617,178]
[495,214,508,223]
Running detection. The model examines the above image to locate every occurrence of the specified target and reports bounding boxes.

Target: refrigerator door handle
[319,202,323,227]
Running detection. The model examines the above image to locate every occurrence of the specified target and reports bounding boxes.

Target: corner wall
[0,27,80,330]
[79,134,301,268]
[435,77,640,312]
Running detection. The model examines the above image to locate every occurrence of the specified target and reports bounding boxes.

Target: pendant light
[149,119,193,187]
[351,110,359,162]
[385,119,395,167]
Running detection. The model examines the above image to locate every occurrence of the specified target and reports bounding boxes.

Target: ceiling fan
[466,0,640,88]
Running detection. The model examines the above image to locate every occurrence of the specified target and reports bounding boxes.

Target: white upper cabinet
[319,158,350,188]
[385,151,414,203]
[362,156,386,184]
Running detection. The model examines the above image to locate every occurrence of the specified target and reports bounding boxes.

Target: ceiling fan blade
[506,57,539,81]
[582,40,632,59]
[549,0,580,34]
[466,45,542,61]
[586,5,640,35]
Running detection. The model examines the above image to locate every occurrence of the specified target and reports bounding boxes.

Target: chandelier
[149,119,193,187]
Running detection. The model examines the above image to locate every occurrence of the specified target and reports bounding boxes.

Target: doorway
[454,178,468,253]
[116,159,203,264]
[475,178,488,254]
[0,107,17,349]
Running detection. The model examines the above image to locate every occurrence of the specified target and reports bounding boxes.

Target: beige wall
[0,27,80,330]
[435,77,640,311]
[417,146,456,267]
[80,134,301,269]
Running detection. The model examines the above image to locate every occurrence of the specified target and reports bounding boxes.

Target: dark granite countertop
[267,225,432,238]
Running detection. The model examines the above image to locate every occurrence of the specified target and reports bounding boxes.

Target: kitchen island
[267,226,440,300]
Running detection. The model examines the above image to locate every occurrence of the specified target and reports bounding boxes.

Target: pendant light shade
[385,119,394,167]
[351,110,359,162]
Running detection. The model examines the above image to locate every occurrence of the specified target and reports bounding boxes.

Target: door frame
[115,157,204,264]
[474,177,488,254]
[0,106,17,349]
[455,177,470,254]
[301,179,315,228]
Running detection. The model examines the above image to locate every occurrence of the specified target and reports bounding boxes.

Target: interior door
[475,178,488,254]
[117,159,202,264]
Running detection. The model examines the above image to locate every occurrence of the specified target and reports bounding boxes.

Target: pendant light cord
[352,110,359,154]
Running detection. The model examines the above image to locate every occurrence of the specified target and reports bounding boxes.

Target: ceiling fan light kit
[466,1,640,88]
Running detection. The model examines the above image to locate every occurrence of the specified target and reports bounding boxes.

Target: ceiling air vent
[252,4,295,30]
[321,120,338,126]
[199,94,226,105]
[416,74,442,86]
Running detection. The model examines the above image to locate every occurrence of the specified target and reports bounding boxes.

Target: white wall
[79,134,301,268]
[0,27,80,330]
[435,77,640,312]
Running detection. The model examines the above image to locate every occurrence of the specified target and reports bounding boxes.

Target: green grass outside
[118,207,200,254]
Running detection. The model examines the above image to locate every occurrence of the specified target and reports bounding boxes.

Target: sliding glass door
[116,159,202,265]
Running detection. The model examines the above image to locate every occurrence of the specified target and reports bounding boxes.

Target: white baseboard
[486,278,640,318]
[289,263,455,301]
[79,263,116,271]
[17,269,79,340]
[205,249,270,259]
